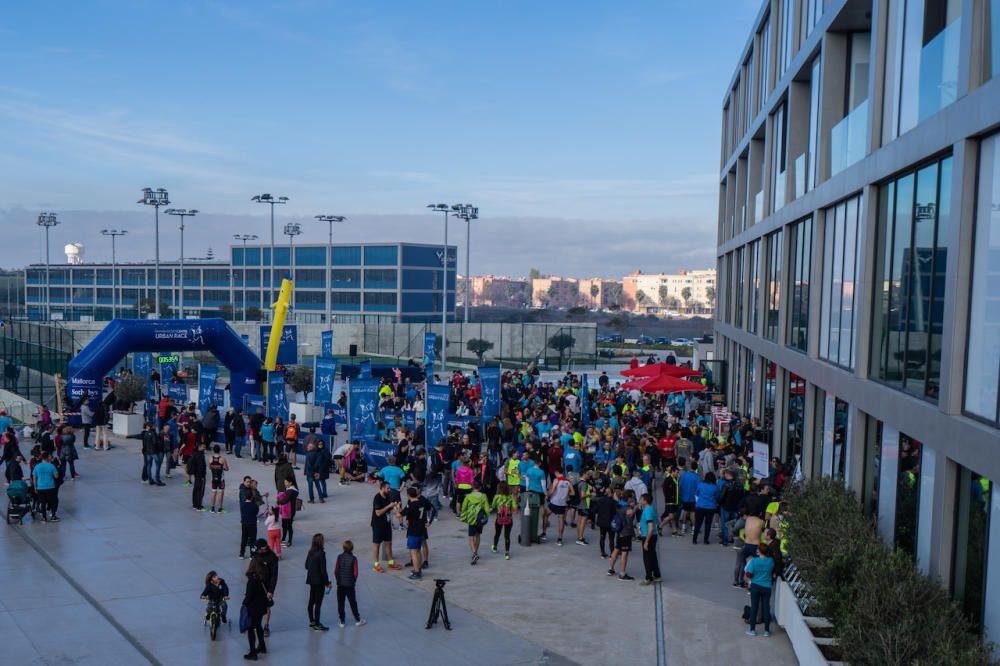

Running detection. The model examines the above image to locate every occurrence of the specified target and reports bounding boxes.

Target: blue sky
[0,0,760,277]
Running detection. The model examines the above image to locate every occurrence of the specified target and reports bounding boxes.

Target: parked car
[655,336,671,345]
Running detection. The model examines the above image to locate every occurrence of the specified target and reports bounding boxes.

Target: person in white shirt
[624,470,648,507]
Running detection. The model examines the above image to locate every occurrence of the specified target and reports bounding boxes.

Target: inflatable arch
[68,319,261,408]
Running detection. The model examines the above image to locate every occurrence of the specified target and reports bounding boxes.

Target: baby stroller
[6,480,35,525]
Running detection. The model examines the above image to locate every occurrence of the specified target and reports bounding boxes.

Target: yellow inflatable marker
[264,279,293,372]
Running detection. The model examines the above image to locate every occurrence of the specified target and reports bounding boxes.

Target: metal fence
[362,321,598,370]
[0,320,76,410]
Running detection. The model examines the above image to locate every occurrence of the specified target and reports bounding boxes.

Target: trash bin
[518,492,541,546]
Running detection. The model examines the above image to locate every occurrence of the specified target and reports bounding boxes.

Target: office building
[715,0,1000,638]
[623,269,715,314]
[24,242,457,323]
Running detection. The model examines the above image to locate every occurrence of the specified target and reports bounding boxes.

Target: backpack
[286,422,299,440]
[497,503,512,526]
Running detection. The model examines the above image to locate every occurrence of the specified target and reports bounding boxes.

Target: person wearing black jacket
[249,408,265,461]
[188,442,208,511]
[233,408,247,458]
[718,469,745,546]
[223,407,236,454]
[242,558,270,660]
[239,477,259,559]
[592,487,618,558]
[253,538,280,637]
[305,533,332,631]
[140,422,162,485]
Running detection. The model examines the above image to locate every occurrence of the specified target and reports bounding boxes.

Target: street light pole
[36,213,60,321]
[138,187,170,318]
[101,229,127,319]
[315,215,345,325]
[165,209,198,319]
[234,234,258,322]
[283,222,302,316]
[251,193,289,318]
[452,204,480,323]
[428,204,457,373]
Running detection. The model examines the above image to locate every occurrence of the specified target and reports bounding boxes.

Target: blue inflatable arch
[68,319,262,408]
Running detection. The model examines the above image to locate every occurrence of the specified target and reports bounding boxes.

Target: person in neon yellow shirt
[460,481,490,565]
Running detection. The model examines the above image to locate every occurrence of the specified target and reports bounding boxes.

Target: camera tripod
[425,579,452,630]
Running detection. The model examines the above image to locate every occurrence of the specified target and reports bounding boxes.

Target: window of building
[894,434,922,558]
[821,194,862,369]
[757,16,771,114]
[759,360,777,446]
[295,246,327,266]
[365,292,397,311]
[863,417,883,519]
[952,467,990,630]
[273,247,290,266]
[402,269,444,291]
[330,269,361,288]
[980,0,1000,84]
[364,245,398,266]
[787,371,806,460]
[832,397,849,481]
[806,55,823,193]
[771,101,788,212]
[734,246,745,328]
[830,32,871,176]
[183,268,200,283]
[763,230,783,341]
[72,269,94,284]
[331,246,362,266]
[777,0,795,77]
[802,0,824,42]
[743,52,754,131]
[183,289,201,305]
[787,217,812,352]
[748,239,761,333]
[295,291,325,309]
[330,291,361,309]
[71,287,94,303]
[202,269,230,285]
[364,269,398,289]
[122,269,146,285]
[294,269,326,287]
[203,290,228,306]
[26,269,44,284]
[244,247,261,266]
[896,0,962,136]
[872,156,952,400]
[966,134,1000,425]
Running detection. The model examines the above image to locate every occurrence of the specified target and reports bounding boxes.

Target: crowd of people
[4,355,794,657]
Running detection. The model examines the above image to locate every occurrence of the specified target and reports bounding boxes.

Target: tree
[287,365,314,402]
[705,286,716,303]
[590,283,600,307]
[604,282,623,305]
[681,286,692,304]
[528,268,543,280]
[636,290,648,304]
[134,297,170,319]
[658,285,670,307]
[547,332,576,369]
[218,303,234,320]
[114,374,147,413]
[245,306,263,321]
[466,338,494,364]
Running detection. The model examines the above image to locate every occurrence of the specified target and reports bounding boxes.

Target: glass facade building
[24,242,457,323]
[716,0,1000,641]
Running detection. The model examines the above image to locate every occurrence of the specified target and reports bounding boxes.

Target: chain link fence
[362,321,599,370]
[0,320,76,412]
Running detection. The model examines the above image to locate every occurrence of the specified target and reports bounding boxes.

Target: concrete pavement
[1,435,794,665]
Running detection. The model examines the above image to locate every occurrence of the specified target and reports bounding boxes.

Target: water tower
[65,243,85,265]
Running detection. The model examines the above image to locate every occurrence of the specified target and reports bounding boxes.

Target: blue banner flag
[259,325,299,365]
[321,330,334,358]
[479,365,501,420]
[403,409,417,431]
[348,378,380,443]
[167,383,187,402]
[581,374,591,427]
[244,393,267,414]
[267,371,289,421]
[198,364,218,415]
[359,359,372,379]
[214,387,226,408]
[159,359,176,383]
[425,383,450,447]
[314,357,337,406]
[362,441,396,469]
[134,352,152,378]
[423,332,436,364]
[146,377,157,405]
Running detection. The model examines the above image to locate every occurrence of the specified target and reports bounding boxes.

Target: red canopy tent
[621,363,702,379]
[636,373,707,394]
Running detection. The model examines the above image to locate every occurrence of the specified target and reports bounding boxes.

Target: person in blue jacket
[693,471,720,544]
[678,462,700,535]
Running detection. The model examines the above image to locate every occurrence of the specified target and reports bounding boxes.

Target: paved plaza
[2,435,794,665]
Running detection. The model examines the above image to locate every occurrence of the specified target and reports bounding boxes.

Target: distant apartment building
[463,275,531,308]
[577,278,624,310]
[530,277,580,308]
[622,269,715,314]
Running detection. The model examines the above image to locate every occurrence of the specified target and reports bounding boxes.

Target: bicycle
[202,599,230,640]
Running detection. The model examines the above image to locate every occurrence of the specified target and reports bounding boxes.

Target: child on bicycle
[200,570,230,623]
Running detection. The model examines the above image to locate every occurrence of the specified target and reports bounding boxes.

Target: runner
[541,467,574,546]
[208,445,230,513]
[459,480,490,565]
[370,481,402,572]
[401,486,434,579]
[490,481,516,559]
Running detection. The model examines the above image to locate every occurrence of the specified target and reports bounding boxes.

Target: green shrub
[784,478,993,665]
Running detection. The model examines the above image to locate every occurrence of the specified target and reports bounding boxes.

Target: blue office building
[24,242,456,323]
